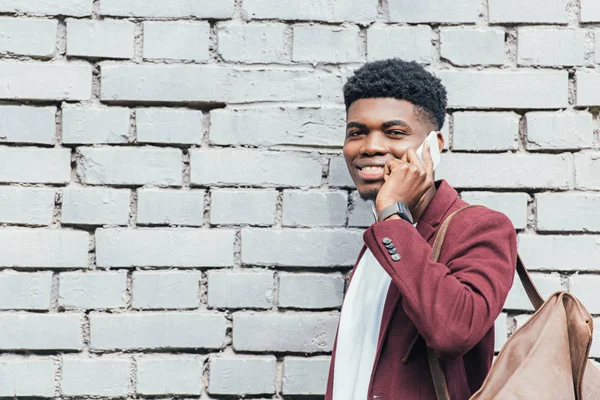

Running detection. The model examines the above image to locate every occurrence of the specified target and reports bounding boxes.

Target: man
[325,59,518,399]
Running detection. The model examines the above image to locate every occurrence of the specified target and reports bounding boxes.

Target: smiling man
[325,59,518,399]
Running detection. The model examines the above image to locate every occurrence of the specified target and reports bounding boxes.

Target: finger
[405,147,423,167]
[401,151,408,162]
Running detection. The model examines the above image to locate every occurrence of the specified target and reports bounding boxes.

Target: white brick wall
[0,0,598,396]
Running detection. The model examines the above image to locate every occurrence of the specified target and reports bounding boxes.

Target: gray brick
[0,187,55,225]
[0,0,92,16]
[136,108,203,145]
[218,22,288,63]
[243,0,378,23]
[210,189,277,226]
[329,156,354,188]
[536,193,600,232]
[137,188,204,226]
[0,17,57,57]
[525,112,593,151]
[581,0,600,22]
[293,25,362,63]
[282,190,348,227]
[143,21,209,61]
[137,355,204,395]
[489,0,568,23]
[191,149,322,187]
[61,357,130,397]
[575,152,600,190]
[0,313,81,350]
[90,312,226,350]
[207,270,274,309]
[0,357,55,397]
[576,72,600,107]
[233,312,338,352]
[569,275,600,314]
[460,192,528,230]
[452,112,520,151]
[62,106,130,144]
[101,0,235,18]
[518,28,586,66]
[210,107,345,147]
[504,272,562,310]
[61,187,131,226]
[440,28,505,66]
[209,355,276,395]
[495,313,508,352]
[242,228,363,267]
[279,273,344,309]
[0,229,88,268]
[367,26,432,63]
[518,234,600,272]
[96,228,234,268]
[592,319,600,358]
[0,147,70,184]
[76,147,182,186]
[133,271,201,310]
[67,19,134,59]
[59,271,127,310]
[389,0,479,23]
[283,356,330,395]
[0,105,56,145]
[0,272,52,310]
[348,191,375,228]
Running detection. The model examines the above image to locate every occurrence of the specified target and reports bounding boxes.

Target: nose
[360,132,388,156]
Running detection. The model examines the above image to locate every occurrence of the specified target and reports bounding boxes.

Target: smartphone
[416,131,441,171]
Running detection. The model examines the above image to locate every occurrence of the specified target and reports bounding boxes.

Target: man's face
[343,98,441,201]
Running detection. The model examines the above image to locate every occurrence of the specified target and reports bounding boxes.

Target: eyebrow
[346,122,367,130]
[346,120,411,130]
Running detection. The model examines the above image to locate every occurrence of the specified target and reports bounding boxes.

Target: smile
[357,165,385,181]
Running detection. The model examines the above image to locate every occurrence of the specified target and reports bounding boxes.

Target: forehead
[347,98,418,124]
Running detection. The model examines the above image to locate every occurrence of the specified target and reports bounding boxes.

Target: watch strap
[378,202,414,223]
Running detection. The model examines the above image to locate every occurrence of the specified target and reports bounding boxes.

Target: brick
[367,26,432,63]
[143,21,209,61]
[233,312,338,352]
[137,356,203,395]
[437,153,572,189]
[133,271,201,310]
[494,313,508,352]
[279,273,344,309]
[569,275,600,314]
[518,28,586,66]
[0,147,70,184]
[575,152,600,190]
[329,156,354,188]
[61,187,131,226]
[537,193,600,232]
[283,190,347,227]
[581,0,600,22]
[0,187,55,225]
[389,0,479,23]
[210,189,277,226]
[61,357,130,397]
[96,228,234,268]
[348,191,375,227]
[218,23,288,63]
[242,228,363,267]
[0,229,88,268]
[489,0,568,24]
[283,356,329,395]
[67,19,134,59]
[0,62,91,100]
[207,270,274,309]
[210,107,345,147]
[0,18,57,57]
[575,72,600,106]
[90,312,226,350]
[596,30,600,64]
[518,234,600,272]
[0,0,92,16]
[440,28,505,66]
[504,272,562,310]
[62,106,130,144]
[592,318,600,358]
[136,108,203,145]
[102,65,341,104]
[0,313,81,350]
[0,272,52,310]
[191,149,322,187]
[244,0,378,23]
[100,0,234,18]
[452,112,520,151]
[293,26,362,63]
[0,357,54,397]
[0,106,55,145]
[209,355,276,395]
[437,70,568,109]
[460,192,529,230]
[137,189,204,227]
[59,271,127,310]
[76,147,182,186]
[525,112,593,151]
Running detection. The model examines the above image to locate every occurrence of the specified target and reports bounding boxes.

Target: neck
[411,182,437,224]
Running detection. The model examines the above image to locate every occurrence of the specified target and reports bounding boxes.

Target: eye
[387,130,407,136]
[347,130,364,137]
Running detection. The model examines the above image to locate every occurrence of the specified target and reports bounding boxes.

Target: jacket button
[388,247,398,255]
[382,237,392,245]
[391,253,401,262]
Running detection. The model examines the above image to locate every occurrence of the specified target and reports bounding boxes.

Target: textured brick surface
[217,23,289,63]
[283,356,330,395]
[536,193,600,232]
[279,273,344,309]
[143,21,209,61]
[136,108,203,145]
[59,271,127,310]
[525,112,594,151]
[243,0,378,23]
[574,152,600,190]
[293,26,362,63]
[460,192,529,230]
[0,313,81,350]
[518,235,600,272]
[207,270,274,309]
[452,112,520,151]
[137,356,204,395]
[440,28,505,66]
[62,106,130,144]
[61,187,130,226]
[518,28,586,66]
[210,189,277,226]
[0,147,70,184]
[0,272,52,310]
[67,20,134,59]
[0,106,56,145]
[100,0,235,18]
[0,187,55,225]
[137,188,205,226]
[0,18,57,57]
[282,190,348,227]
[61,357,130,396]
[209,355,276,395]
[0,357,55,397]
[367,26,432,64]
[0,0,92,16]
[504,272,562,310]
[132,271,201,310]
[389,0,479,23]
[489,0,568,23]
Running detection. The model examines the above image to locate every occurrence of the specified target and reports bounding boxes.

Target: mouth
[356,164,385,181]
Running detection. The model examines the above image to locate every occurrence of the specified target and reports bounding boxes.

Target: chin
[357,185,381,202]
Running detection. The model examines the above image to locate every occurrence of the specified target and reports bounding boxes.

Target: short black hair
[343,58,447,130]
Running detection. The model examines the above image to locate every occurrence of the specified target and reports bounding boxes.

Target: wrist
[377,202,414,224]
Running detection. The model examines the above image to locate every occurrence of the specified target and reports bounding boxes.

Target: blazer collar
[416,179,460,243]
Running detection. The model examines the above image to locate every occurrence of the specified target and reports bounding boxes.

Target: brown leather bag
[427,205,600,400]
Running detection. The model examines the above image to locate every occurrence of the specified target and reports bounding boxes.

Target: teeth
[363,166,383,171]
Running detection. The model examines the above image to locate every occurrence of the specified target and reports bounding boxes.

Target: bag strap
[427,204,545,400]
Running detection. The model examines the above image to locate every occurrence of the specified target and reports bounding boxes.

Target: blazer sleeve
[363,206,517,360]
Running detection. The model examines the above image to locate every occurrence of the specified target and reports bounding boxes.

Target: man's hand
[375,142,435,214]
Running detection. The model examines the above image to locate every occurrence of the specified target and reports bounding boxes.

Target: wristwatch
[377,202,414,224]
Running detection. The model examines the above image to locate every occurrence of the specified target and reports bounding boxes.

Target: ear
[436,130,445,152]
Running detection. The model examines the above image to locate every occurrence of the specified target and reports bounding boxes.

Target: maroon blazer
[325,180,518,399]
